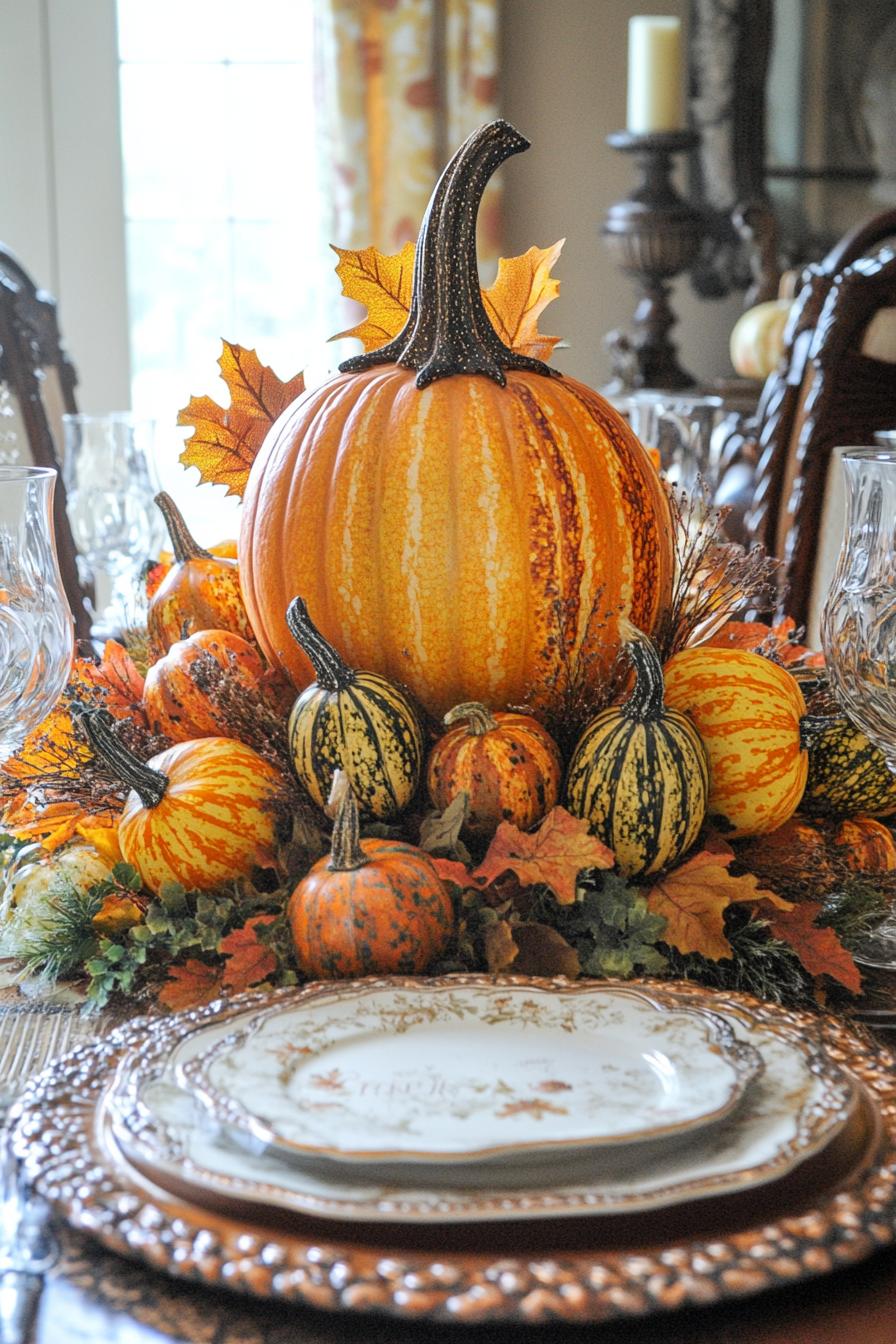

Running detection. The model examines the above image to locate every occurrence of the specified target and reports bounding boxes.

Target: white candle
[626,16,684,134]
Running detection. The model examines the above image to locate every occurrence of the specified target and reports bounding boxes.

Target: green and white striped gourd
[286,598,423,820]
[565,627,709,877]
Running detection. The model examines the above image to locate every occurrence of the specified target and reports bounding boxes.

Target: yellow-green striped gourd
[285,597,423,820]
[565,626,709,876]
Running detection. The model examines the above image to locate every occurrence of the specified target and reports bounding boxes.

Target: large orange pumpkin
[663,647,808,837]
[239,121,673,718]
[82,712,282,894]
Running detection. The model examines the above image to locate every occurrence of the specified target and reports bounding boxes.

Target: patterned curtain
[315,0,502,265]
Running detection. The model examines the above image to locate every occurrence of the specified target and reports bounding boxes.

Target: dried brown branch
[187,650,293,773]
[652,484,780,661]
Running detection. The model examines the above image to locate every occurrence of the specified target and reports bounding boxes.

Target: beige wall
[500,0,744,389]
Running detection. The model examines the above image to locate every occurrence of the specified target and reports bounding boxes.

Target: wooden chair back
[0,246,92,640]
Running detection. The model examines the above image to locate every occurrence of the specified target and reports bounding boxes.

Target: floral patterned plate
[176,981,762,1168]
[106,978,853,1225]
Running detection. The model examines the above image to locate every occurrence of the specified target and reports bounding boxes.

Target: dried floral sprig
[653,483,780,662]
[187,650,293,773]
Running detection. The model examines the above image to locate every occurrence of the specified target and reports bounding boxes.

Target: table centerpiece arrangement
[5,119,896,1328]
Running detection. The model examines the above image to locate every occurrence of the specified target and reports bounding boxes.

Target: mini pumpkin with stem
[81,711,282,893]
[427,702,562,839]
[288,771,453,978]
[148,493,253,655]
[143,629,266,743]
[285,597,423,820]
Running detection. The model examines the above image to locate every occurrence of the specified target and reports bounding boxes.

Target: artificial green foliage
[548,874,669,978]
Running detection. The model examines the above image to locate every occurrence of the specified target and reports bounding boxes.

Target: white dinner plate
[105,979,855,1224]
[176,981,763,1168]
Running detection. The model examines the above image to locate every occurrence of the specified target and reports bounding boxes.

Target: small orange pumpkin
[148,493,252,655]
[427,702,562,839]
[288,773,453,978]
[82,712,282,894]
[834,816,896,875]
[144,630,265,743]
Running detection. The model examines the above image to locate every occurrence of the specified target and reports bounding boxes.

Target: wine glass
[0,467,74,760]
[626,392,729,493]
[61,414,161,637]
[821,447,896,969]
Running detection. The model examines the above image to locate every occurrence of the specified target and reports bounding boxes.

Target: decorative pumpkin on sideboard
[288,772,454,978]
[144,629,266,743]
[239,120,674,718]
[81,712,283,893]
[565,626,709,877]
[663,647,808,838]
[148,493,253,655]
[427,702,562,839]
[285,597,423,820]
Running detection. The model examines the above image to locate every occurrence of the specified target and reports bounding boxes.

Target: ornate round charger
[106,982,851,1222]
[176,980,763,1167]
[11,976,896,1326]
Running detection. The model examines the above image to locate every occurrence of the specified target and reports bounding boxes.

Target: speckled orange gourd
[427,702,562,838]
[81,713,282,894]
[144,629,265,743]
[239,121,673,719]
[288,777,453,978]
[149,493,252,654]
[663,647,808,838]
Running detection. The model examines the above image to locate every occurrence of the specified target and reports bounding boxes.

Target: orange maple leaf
[331,243,416,351]
[646,839,789,961]
[220,914,278,992]
[481,241,564,361]
[177,341,305,498]
[331,240,564,361]
[158,959,223,1012]
[757,899,861,994]
[472,807,614,906]
[704,618,825,668]
[82,641,145,718]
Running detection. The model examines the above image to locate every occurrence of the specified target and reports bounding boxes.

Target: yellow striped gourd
[285,598,423,820]
[801,692,896,818]
[565,628,709,876]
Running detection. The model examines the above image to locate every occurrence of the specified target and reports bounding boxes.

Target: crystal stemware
[0,467,74,760]
[626,392,728,493]
[61,414,160,637]
[821,447,896,970]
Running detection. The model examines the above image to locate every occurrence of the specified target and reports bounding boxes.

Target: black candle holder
[602,129,702,392]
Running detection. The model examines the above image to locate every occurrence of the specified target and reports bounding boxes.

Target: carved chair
[0,246,92,641]
[714,209,896,639]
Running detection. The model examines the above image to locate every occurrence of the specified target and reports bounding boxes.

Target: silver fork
[0,1005,83,1344]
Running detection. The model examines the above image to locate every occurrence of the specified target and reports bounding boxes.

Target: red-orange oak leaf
[220,914,278,992]
[157,960,223,1012]
[178,341,305,498]
[757,899,861,994]
[472,808,614,906]
[82,641,145,717]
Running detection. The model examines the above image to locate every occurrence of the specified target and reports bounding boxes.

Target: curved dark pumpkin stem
[339,120,561,389]
[155,492,212,563]
[328,772,367,872]
[78,708,168,808]
[444,702,498,736]
[285,597,354,692]
[620,625,665,722]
